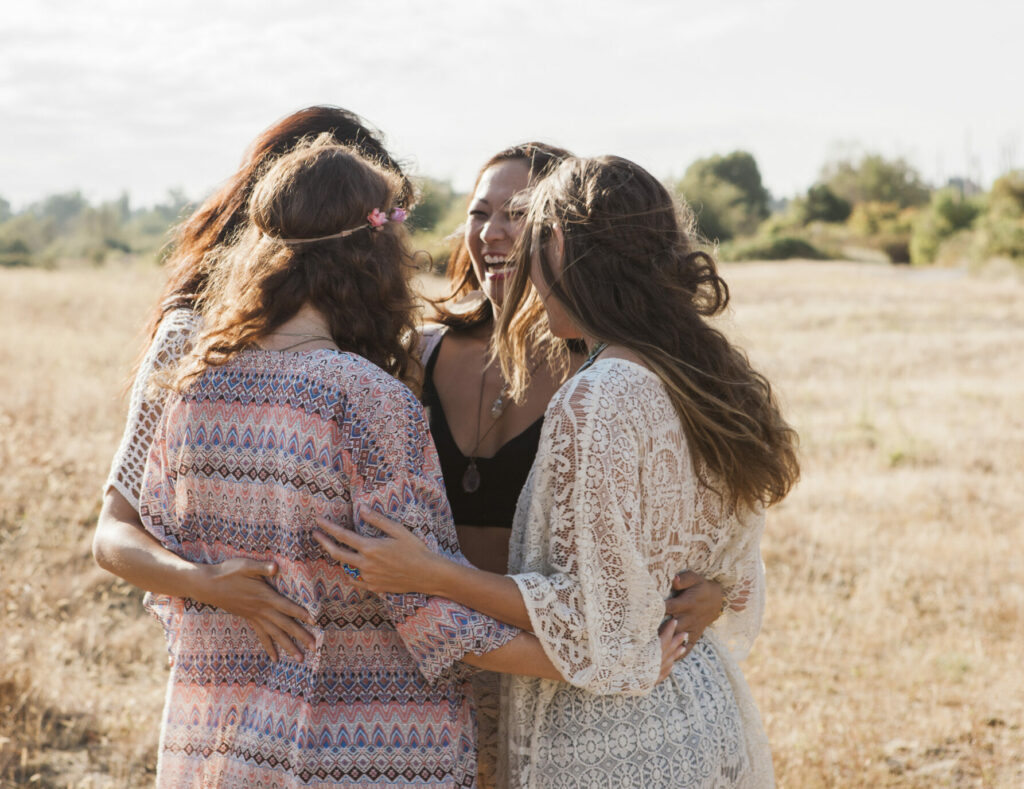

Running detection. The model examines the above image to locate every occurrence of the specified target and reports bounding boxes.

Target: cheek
[465,220,483,250]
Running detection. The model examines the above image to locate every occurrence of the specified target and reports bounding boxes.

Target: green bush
[910,189,982,264]
[723,235,828,261]
[974,171,1024,262]
[845,202,917,264]
[0,238,32,267]
[793,184,852,224]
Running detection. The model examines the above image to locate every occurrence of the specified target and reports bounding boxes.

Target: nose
[480,215,508,245]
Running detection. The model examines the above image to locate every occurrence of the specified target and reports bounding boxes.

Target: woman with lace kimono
[316,155,800,787]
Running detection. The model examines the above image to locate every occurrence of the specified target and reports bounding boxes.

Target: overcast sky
[2,0,1020,209]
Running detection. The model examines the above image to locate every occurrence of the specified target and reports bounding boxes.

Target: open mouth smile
[483,254,514,280]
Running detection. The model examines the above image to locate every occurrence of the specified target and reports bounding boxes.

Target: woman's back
[141,349,516,787]
[503,358,772,788]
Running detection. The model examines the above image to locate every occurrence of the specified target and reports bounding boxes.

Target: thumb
[248,559,277,577]
[672,570,700,592]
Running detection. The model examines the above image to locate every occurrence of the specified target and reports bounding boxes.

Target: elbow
[91,514,117,572]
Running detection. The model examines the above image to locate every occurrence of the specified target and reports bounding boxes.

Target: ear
[550,223,565,267]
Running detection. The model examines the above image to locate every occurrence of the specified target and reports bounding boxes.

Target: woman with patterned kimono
[94,105,414,663]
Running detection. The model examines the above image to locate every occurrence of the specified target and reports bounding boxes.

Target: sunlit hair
[143,106,412,346]
[498,155,800,510]
[432,141,572,330]
[173,137,419,393]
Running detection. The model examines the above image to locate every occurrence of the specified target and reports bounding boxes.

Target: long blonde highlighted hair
[497,155,799,510]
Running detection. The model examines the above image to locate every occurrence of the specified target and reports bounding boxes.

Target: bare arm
[464,622,687,684]
[314,508,534,630]
[314,513,690,683]
[93,487,315,660]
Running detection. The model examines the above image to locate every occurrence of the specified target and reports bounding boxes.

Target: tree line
[670,151,1024,267]
[2,152,1022,269]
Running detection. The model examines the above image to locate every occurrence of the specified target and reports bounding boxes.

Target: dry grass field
[1,260,1021,788]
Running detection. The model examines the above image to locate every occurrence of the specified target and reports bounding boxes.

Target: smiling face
[465,159,531,310]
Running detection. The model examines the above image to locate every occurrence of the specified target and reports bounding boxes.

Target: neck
[274,303,332,337]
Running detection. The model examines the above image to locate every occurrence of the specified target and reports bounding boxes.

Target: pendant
[490,394,506,419]
[462,459,481,493]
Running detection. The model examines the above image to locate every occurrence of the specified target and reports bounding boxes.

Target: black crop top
[422,335,544,528]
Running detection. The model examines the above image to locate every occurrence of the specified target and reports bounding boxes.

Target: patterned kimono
[139,347,517,788]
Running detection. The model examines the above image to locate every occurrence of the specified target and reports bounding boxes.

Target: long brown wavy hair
[432,142,572,329]
[145,106,411,344]
[175,138,419,393]
[497,155,800,510]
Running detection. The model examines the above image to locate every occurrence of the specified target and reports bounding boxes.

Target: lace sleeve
[708,506,766,661]
[105,309,199,511]
[510,377,666,696]
[346,378,519,683]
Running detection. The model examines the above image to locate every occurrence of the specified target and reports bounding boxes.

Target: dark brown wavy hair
[498,155,800,510]
[175,138,419,393]
[432,142,572,329]
[145,106,411,344]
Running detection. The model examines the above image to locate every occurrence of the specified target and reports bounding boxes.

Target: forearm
[462,632,563,680]
[93,489,211,599]
[428,556,534,632]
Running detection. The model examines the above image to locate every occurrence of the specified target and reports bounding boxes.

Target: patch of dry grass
[1,261,1021,787]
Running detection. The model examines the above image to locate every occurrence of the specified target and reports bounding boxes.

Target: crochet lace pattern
[500,359,774,788]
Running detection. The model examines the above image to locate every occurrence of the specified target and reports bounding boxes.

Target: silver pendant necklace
[462,362,499,493]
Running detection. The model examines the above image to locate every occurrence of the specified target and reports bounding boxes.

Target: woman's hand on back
[664,571,724,659]
[197,558,317,662]
[313,508,450,596]
[94,489,315,663]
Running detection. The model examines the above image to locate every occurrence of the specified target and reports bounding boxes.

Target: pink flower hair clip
[367,207,408,230]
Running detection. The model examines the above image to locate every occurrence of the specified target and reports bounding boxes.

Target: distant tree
[975,170,1024,261]
[794,184,851,224]
[674,151,770,241]
[111,192,131,223]
[408,177,457,232]
[32,191,89,234]
[0,196,11,223]
[988,169,1024,213]
[821,153,930,209]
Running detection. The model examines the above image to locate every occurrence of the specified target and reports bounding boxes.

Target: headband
[271,207,407,246]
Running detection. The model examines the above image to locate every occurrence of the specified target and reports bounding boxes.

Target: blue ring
[343,563,362,580]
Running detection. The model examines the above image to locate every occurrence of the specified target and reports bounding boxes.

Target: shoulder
[550,358,668,421]
[148,308,200,359]
[315,352,422,414]
[154,307,200,341]
[416,322,448,363]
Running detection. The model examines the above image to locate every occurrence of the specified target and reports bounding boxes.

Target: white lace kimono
[501,359,773,788]
[106,308,199,508]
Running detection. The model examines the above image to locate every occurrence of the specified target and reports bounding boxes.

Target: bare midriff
[455,525,512,576]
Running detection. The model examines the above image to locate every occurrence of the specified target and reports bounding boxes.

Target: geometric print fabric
[139,349,518,787]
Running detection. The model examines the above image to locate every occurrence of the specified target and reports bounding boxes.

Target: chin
[545,317,583,340]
